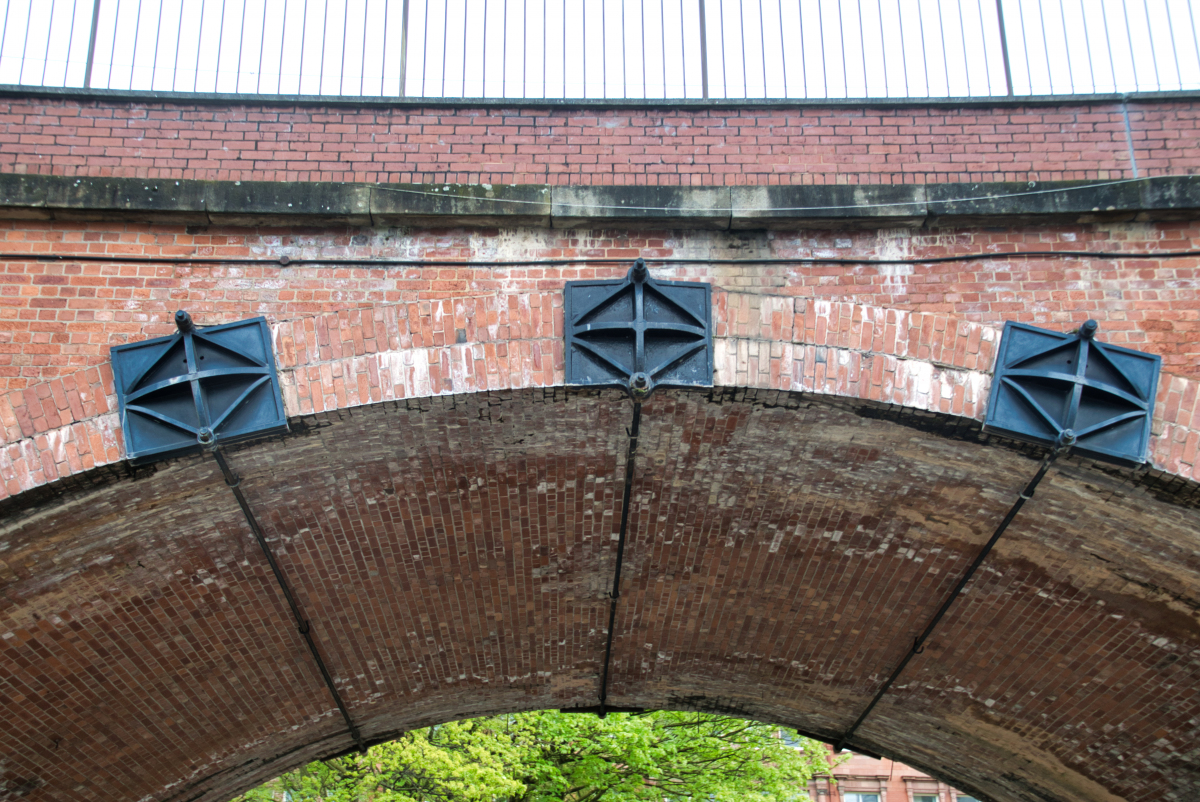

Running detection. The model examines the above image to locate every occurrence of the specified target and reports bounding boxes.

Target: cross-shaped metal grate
[984,320,1160,465]
[564,259,712,398]
[111,311,288,464]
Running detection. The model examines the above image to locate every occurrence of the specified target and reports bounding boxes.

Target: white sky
[0,0,1197,98]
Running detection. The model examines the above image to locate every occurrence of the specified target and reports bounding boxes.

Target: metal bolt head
[1080,319,1099,339]
[175,310,195,333]
[630,258,649,283]
[197,428,214,445]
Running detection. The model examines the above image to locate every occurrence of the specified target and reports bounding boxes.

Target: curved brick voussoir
[5,291,1200,500]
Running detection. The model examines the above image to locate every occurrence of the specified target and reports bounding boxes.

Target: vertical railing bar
[542,0,547,97]
[1057,0,1073,93]
[42,0,58,86]
[257,0,268,93]
[173,0,186,92]
[856,0,866,97]
[192,0,203,91]
[129,0,143,89]
[1141,0,1161,91]
[602,0,607,99]
[975,0,990,95]
[233,0,246,93]
[1036,0,1053,93]
[1121,0,1139,91]
[718,0,727,98]
[338,0,348,95]
[1160,0,1180,90]
[522,0,527,98]
[275,0,284,92]
[760,0,768,97]
[564,0,568,97]
[317,0,328,94]
[661,0,667,97]
[397,0,407,96]
[958,0,971,96]
[895,0,907,96]
[63,0,80,87]
[214,0,226,92]
[835,0,845,97]
[17,0,33,84]
[676,0,684,97]
[698,0,708,98]
[460,0,466,96]
[1099,0,1115,93]
[736,0,745,97]
[150,0,164,90]
[939,0,951,96]
[1077,0,1094,93]
[800,0,808,98]
[881,0,890,97]
[503,0,509,99]
[1016,0,1032,94]
[83,0,102,88]
[777,0,787,98]
[294,0,304,92]
[817,0,826,97]
[482,0,488,96]
[916,0,930,96]
[359,0,367,95]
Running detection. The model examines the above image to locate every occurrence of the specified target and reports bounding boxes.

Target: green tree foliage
[233,710,831,802]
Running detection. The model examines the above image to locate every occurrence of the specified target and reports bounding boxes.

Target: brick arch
[2,385,1198,802]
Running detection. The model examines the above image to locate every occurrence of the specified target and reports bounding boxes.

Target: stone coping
[0,173,1198,229]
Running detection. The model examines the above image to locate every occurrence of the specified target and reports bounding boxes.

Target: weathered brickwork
[2,93,1198,802]
[1,98,1197,184]
[3,221,1196,390]
[2,390,1197,802]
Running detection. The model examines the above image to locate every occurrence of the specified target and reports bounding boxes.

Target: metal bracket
[565,259,713,399]
[984,319,1160,466]
[111,311,288,464]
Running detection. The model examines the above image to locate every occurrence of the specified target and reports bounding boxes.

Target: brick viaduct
[1,89,1199,802]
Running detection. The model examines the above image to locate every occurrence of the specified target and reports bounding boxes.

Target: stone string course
[2,98,1199,184]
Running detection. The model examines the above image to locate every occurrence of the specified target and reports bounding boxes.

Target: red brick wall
[2,220,1198,391]
[1,98,1198,184]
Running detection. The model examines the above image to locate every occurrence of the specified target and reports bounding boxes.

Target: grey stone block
[730,184,928,229]
[551,186,731,229]
[370,183,551,227]
[204,181,371,226]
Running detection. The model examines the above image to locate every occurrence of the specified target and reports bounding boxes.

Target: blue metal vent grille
[111,312,288,464]
[985,320,1160,466]
[565,259,712,398]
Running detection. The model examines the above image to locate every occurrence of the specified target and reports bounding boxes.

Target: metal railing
[0,0,1196,100]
